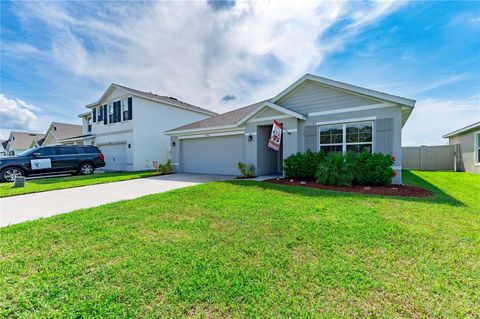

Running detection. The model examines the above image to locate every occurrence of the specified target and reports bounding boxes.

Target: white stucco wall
[131,96,212,171]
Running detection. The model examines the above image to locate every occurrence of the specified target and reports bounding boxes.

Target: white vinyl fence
[402,144,459,171]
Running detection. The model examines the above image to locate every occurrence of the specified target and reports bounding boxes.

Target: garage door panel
[182,135,244,175]
[99,144,127,171]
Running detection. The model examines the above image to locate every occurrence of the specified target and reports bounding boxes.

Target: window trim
[318,120,375,154]
[475,131,480,166]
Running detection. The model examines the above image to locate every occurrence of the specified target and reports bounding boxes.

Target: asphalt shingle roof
[167,100,269,132]
[113,84,218,116]
[7,132,45,150]
[50,122,83,140]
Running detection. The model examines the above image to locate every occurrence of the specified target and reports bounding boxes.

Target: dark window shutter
[103,105,108,125]
[112,102,117,123]
[375,118,394,155]
[304,125,318,152]
[128,97,133,120]
[92,108,97,123]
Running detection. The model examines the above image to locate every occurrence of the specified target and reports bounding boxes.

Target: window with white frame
[475,132,480,164]
[108,103,113,123]
[122,99,130,121]
[319,121,373,155]
[319,124,343,154]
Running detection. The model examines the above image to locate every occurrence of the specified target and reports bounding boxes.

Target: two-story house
[62,84,217,171]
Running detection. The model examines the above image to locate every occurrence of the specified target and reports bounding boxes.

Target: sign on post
[268,120,283,151]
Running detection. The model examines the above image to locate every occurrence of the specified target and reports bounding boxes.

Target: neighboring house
[167,74,416,184]
[3,131,46,156]
[443,121,480,174]
[0,140,7,157]
[68,83,217,171]
[30,122,82,147]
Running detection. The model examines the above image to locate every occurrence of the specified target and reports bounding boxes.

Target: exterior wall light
[248,135,253,142]
[172,141,176,147]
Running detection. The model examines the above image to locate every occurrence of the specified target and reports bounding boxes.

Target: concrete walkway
[0,174,231,227]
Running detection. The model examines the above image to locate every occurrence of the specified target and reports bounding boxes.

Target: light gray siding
[180,135,244,175]
[276,80,381,114]
[253,107,285,119]
[449,131,480,174]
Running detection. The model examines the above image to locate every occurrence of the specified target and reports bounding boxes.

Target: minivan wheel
[1,167,24,182]
[79,163,95,175]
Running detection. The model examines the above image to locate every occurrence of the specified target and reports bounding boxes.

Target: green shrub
[157,160,173,175]
[315,153,354,187]
[284,149,326,179]
[237,162,255,178]
[351,152,395,186]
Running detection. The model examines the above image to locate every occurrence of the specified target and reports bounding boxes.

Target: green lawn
[1,171,479,317]
[0,171,157,197]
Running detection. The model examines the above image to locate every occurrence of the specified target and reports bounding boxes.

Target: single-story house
[443,121,480,174]
[66,83,217,171]
[3,131,46,156]
[167,74,416,184]
[30,122,82,147]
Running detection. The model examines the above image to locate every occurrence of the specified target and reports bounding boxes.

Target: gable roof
[166,100,266,133]
[0,140,7,151]
[6,131,45,150]
[86,83,217,116]
[166,100,306,134]
[443,121,480,138]
[273,73,416,107]
[47,122,83,141]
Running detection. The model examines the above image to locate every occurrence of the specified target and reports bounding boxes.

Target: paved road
[0,174,231,227]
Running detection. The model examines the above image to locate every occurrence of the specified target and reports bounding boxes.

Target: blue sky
[1,0,479,145]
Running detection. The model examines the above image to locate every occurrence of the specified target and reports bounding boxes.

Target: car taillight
[99,153,105,161]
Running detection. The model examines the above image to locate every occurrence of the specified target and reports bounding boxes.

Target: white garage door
[181,135,244,175]
[99,144,127,171]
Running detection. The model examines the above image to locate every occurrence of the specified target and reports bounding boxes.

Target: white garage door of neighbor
[182,135,244,175]
[99,144,127,171]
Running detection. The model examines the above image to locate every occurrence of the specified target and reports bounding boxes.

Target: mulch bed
[265,178,432,198]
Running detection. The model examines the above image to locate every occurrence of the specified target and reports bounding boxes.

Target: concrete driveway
[0,174,231,227]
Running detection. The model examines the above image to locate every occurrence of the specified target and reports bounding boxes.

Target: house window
[122,99,130,121]
[87,117,92,132]
[475,132,480,165]
[98,106,103,122]
[108,103,113,123]
[319,124,343,154]
[319,121,373,155]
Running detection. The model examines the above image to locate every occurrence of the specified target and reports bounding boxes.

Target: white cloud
[0,94,51,139]
[11,0,406,112]
[402,95,480,146]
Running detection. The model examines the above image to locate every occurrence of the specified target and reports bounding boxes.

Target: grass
[1,170,479,317]
[0,171,157,197]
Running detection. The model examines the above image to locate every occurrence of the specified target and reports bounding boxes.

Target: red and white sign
[268,120,283,151]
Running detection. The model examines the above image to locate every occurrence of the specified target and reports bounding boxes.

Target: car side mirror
[32,152,41,157]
